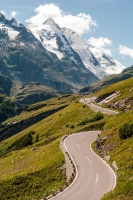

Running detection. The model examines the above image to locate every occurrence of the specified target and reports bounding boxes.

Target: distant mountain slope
[14,82,59,105]
[89,45,125,77]
[0,73,13,96]
[79,65,133,94]
[62,28,125,79]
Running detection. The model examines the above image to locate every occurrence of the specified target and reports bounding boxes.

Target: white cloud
[11,11,17,18]
[0,10,7,16]
[88,37,112,56]
[119,45,133,58]
[26,3,97,35]
[88,37,112,48]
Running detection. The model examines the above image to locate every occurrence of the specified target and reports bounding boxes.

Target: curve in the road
[51,131,116,200]
[80,98,119,115]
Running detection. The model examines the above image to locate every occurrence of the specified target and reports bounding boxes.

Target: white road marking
[86,156,92,164]
[95,173,98,183]
[50,135,79,200]
[77,144,80,149]
[90,140,117,190]
[80,136,86,140]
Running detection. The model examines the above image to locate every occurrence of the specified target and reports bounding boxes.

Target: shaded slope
[79,65,133,94]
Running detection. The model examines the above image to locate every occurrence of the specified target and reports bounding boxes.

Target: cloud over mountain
[26,3,97,35]
[11,11,17,18]
[119,45,133,58]
[88,37,112,56]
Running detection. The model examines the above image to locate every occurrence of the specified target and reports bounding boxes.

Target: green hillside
[93,76,133,110]
[0,95,107,200]
[0,94,16,123]
[90,77,133,200]
[99,111,133,200]
[79,65,133,95]
[0,76,133,200]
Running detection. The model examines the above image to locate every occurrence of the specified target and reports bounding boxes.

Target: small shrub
[119,122,133,139]
[78,112,104,126]
[82,105,86,108]
[93,112,104,121]
[70,124,75,129]
[35,134,39,143]
[8,131,35,151]
[78,118,89,126]
[0,99,16,123]
[66,124,69,127]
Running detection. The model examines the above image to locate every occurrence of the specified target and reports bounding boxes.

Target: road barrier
[41,135,77,200]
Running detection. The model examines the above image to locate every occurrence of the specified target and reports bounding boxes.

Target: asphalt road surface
[80,98,119,115]
[51,131,116,200]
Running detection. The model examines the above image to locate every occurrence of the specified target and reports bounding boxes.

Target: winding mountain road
[51,131,116,200]
[80,98,119,115]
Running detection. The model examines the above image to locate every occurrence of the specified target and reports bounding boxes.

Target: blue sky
[0,0,133,67]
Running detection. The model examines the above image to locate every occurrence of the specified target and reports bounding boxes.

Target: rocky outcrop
[109,98,131,111]
[60,135,76,182]
[94,91,120,104]
[95,135,111,155]
[112,160,119,171]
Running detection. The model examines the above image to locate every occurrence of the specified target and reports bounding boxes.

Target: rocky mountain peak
[45,17,55,24]
[43,17,57,27]
[0,13,5,21]
[0,14,24,29]
[43,17,61,33]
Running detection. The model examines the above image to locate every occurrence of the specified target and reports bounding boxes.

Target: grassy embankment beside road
[0,95,107,200]
[1,76,133,200]
[91,77,133,200]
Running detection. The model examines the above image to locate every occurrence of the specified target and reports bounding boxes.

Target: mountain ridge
[0,14,126,94]
[0,13,100,93]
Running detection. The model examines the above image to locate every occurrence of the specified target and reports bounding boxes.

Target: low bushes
[119,122,133,139]
[8,131,35,151]
[78,112,104,126]
[0,131,35,158]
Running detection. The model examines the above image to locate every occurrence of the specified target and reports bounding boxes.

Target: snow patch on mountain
[0,22,19,39]
[89,45,125,75]
[62,27,125,78]
[62,27,105,78]
[28,18,80,64]
[30,24,64,60]
[0,16,25,40]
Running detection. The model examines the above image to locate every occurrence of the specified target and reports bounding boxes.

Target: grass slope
[2,95,75,125]
[0,96,107,200]
[100,111,133,200]
[79,65,133,94]
[88,77,133,200]
[1,75,133,200]
[93,76,133,109]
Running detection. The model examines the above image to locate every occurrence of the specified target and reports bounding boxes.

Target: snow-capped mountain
[0,13,24,40]
[28,18,86,66]
[62,27,125,79]
[29,18,125,79]
[88,45,125,77]
[0,13,45,53]
[0,14,99,93]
